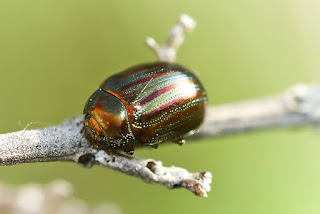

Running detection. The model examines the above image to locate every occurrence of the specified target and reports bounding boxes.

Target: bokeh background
[1,0,320,213]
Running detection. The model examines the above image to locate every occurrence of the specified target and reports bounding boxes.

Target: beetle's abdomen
[101,62,207,146]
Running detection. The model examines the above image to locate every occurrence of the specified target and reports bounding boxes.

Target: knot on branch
[283,84,320,123]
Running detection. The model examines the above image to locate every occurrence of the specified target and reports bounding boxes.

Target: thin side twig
[145,14,196,63]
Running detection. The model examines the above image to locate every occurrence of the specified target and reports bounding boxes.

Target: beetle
[83,62,207,155]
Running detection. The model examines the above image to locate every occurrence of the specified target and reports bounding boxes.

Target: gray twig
[197,83,320,137]
[0,117,212,197]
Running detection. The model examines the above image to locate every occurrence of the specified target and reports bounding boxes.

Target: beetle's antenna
[22,121,53,131]
[132,77,154,105]
[145,14,196,63]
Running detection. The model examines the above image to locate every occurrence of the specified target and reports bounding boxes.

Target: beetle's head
[83,89,135,155]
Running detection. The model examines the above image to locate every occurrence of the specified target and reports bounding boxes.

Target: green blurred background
[1,0,320,213]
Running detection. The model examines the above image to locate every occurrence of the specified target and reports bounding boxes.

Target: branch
[0,117,212,197]
[197,83,320,137]
[1,83,320,197]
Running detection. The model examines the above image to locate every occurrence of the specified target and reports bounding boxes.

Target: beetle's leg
[123,144,135,155]
[107,150,117,162]
[77,120,84,127]
[80,124,86,134]
[152,145,158,149]
[81,113,90,133]
[172,138,185,146]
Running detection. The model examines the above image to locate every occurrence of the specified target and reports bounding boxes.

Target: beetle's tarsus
[173,138,185,146]
[123,145,135,155]
[126,150,134,155]
[76,120,84,127]
[80,126,84,134]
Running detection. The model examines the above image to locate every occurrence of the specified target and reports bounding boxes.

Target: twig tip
[179,14,197,33]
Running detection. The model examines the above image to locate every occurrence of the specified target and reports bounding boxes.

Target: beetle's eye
[84,113,91,121]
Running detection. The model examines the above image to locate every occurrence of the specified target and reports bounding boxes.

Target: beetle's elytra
[83,62,207,155]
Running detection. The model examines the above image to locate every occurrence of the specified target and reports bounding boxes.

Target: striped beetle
[83,62,207,155]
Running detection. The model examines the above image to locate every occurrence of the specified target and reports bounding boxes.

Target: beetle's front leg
[172,138,185,146]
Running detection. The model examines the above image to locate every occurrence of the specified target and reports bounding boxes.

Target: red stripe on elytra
[139,83,179,106]
[145,96,184,117]
[144,89,203,117]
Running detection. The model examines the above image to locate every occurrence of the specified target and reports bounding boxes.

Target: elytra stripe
[133,96,206,128]
[154,102,205,131]
[139,79,202,114]
[139,83,178,106]
[120,72,187,98]
[120,72,168,91]
[115,63,187,87]
[115,63,175,84]
[144,90,205,117]
[145,96,184,117]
